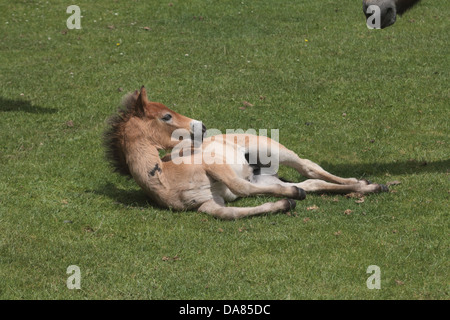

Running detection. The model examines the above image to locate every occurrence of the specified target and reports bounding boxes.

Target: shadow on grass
[0,97,57,114]
[320,159,450,177]
[91,182,159,209]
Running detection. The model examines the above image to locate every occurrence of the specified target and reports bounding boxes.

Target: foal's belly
[203,139,254,202]
[211,166,254,202]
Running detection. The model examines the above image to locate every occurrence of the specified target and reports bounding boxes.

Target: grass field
[0,0,448,299]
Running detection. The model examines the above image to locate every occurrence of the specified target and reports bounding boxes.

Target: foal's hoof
[294,187,307,200]
[287,198,297,210]
[281,199,297,211]
[372,184,389,193]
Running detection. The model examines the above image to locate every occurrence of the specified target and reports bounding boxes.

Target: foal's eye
[161,114,172,122]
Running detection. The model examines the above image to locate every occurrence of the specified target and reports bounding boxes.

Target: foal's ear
[135,86,149,116]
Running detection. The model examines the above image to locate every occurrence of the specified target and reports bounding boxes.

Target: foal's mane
[103,92,138,177]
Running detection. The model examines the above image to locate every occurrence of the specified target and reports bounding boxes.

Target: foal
[104,87,388,219]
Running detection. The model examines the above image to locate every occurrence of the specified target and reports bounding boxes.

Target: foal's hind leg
[198,196,296,220]
[205,163,306,200]
[252,175,387,194]
[229,134,366,185]
[277,146,368,185]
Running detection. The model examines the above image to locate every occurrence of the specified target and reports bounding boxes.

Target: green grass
[0,0,448,299]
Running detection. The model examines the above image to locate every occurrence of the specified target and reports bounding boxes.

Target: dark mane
[103,93,138,177]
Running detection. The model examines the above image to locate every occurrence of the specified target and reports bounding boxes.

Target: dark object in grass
[362,0,421,29]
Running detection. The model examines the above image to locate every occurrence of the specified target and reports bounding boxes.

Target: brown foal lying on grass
[104,87,388,219]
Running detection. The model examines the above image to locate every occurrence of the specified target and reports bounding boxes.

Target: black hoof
[380,184,389,193]
[287,199,297,210]
[298,188,306,200]
[293,187,307,200]
[282,199,296,211]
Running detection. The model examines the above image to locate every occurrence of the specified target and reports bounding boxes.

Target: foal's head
[104,86,205,176]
